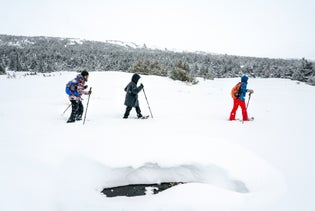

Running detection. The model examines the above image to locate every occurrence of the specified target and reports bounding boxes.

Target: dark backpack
[231,82,243,99]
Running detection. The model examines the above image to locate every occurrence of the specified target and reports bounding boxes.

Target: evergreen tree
[0,64,5,74]
[150,60,167,76]
[292,58,314,82]
[129,60,149,75]
[170,60,197,83]
[0,34,314,85]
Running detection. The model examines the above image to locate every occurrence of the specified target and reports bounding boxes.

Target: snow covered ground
[1,71,315,211]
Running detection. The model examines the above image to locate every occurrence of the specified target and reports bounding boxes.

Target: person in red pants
[229,75,254,121]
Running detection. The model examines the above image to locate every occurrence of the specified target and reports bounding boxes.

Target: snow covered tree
[292,58,314,82]
[0,64,5,74]
[200,65,212,80]
[150,60,167,76]
[0,35,314,85]
[169,60,197,83]
[129,60,149,75]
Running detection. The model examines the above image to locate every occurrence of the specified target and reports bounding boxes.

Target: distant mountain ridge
[0,34,146,50]
[0,34,314,85]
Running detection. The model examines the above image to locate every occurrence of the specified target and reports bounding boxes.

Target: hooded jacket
[124,74,143,107]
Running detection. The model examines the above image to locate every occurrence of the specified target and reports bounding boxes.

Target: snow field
[1,71,314,211]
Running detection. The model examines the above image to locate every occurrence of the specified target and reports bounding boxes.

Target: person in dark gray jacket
[123,73,144,118]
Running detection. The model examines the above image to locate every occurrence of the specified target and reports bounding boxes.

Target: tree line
[0,34,314,85]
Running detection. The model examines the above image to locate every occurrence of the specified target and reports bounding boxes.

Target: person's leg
[229,99,239,120]
[123,106,132,118]
[239,100,249,121]
[135,106,142,118]
[67,100,79,123]
[76,101,84,120]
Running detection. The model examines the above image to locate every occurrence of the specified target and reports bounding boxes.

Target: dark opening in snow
[100,163,250,197]
[101,182,184,197]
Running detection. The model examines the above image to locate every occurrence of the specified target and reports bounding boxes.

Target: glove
[88,90,92,95]
[248,89,254,94]
[140,83,144,88]
[84,85,88,89]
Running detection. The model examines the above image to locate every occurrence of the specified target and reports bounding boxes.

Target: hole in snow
[101,163,249,197]
[102,182,184,197]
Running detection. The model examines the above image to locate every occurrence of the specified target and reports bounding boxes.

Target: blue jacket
[239,75,248,101]
[65,75,86,97]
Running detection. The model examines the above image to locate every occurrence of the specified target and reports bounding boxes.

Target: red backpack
[231,82,243,99]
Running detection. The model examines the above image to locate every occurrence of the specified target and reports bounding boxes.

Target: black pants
[69,100,84,121]
[124,106,142,118]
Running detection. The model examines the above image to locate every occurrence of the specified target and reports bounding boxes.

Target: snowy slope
[0,71,315,211]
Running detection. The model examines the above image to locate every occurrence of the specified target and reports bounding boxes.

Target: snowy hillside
[1,71,315,211]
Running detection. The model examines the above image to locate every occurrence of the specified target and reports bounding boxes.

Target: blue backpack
[65,79,80,96]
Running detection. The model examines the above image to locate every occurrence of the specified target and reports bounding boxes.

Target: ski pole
[142,87,153,118]
[63,104,71,115]
[83,87,92,125]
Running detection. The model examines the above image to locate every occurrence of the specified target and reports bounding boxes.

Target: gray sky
[1,0,315,60]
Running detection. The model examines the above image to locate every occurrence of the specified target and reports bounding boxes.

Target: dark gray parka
[124,74,143,107]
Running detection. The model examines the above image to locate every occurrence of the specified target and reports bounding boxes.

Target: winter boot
[67,118,75,123]
[123,106,132,119]
[229,112,236,121]
[76,114,82,121]
[68,100,79,123]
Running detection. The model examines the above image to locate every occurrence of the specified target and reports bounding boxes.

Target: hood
[76,74,84,81]
[131,73,141,84]
[241,75,248,83]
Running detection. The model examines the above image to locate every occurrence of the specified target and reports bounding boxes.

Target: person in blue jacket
[123,73,144,118]
[229,75,254,121]
[65,70,91,123]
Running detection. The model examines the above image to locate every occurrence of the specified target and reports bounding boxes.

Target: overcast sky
[1,0,314,60]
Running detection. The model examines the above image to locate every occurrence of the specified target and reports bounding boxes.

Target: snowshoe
[236,117,254,122]
[138,115,149,119]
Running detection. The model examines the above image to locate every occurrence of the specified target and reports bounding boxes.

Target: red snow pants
[229,98,249,121]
